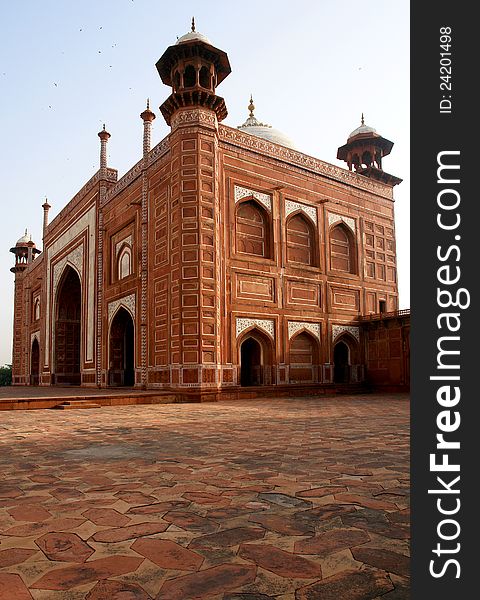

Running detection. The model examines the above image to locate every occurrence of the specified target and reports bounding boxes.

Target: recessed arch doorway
[109,307,135,387]
[54,266,81,385]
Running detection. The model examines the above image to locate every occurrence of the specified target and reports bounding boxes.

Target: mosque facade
[9,23,409,397]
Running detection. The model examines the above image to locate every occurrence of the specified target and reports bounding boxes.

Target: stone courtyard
[0,394,409,599]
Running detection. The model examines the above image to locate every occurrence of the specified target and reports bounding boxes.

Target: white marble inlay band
[288,321,321,340]
[236,317,275,338]
[328,212,356,233]
[332,324,360,342]
[234,185,272,212]
[285,200,317,225]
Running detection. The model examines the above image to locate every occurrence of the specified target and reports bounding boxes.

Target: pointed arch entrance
[333,341,350,383]
[31,338,40,386]
[333,333,360,384]
[109,307,135,387]
[54,266,82,385]
[239,329,273,386]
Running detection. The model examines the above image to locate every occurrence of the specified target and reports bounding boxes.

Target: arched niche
[330,222,357,274]
[238,327,274,386]
[289,330,320,383]
[235,198,272,258]
[286,212,317,266]
[108,306,135,387]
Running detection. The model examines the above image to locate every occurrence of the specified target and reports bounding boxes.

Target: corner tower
[337,115,402,186]
[153,21,231,395]
[156,18,231,126]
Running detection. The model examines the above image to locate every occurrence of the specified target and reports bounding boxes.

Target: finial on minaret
[147,98,150,110]
[248,95,255,118]
[361,113,365,126]
[191,17,195,32]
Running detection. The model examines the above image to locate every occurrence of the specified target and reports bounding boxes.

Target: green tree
[0,365,12,386]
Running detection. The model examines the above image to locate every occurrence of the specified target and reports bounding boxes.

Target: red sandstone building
[9,23,410,397]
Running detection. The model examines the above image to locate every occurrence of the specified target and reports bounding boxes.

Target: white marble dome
[237,100,296,149]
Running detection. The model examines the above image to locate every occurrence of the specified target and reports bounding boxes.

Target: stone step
[53,400,102,410]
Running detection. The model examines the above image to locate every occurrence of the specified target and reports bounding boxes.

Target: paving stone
[342,509,409,540]
[0,485,23,499]
[8,505,52,522]
[295,527,370,556]
[258,493,312,509]
[35,532,95,562]
[239,543,322,579]
[351,547,410,577]
[155,563,257,600]
[114,491,158,505]
[86,579,152,599]
[296,486,348,498]
[0,573,33,600]
[82,507,131,526]
[163,510,220,533]
[127,500,190,515]
[334,493,398,511]
[295,566,394,600]
[189,526,265,549]
[224,595,274,600]
[132,538,204,570]
[0,547,37,568]
[1,517,86,537]
[91,521,169,542]
[249,513,314,536]
[31,555,144,590]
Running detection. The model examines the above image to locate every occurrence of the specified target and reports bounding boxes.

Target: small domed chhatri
[237,95,296,150]
[15,229,31,246]
[337,114,402,186]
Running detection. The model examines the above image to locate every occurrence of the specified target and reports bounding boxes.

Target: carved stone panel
[285,200,318,225]
[288,321,321,340]
[328,212,356,233]
[235,317,275,339]
[234,185,272,212]
[108,293,136,324]
[332,324,360,342]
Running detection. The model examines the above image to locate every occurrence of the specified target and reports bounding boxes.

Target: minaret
[139,100,156,387]
[153,22,232,395]
[337,115,402,186]
[98,124,111,173]
[140,98,156,156]
[96,124,111,387]
[42,198,51,243]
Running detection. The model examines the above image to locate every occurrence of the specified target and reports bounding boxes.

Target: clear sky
[0,0,409,366]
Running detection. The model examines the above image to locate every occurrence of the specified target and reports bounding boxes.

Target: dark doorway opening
[334,341,350,383]
[109,308,135,387]
[31,338,40,386]
[54,266,81,385]
[240,337,262,386]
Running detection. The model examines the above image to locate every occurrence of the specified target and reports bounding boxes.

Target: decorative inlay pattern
[328,212,356,233]
[148,137,170,165]
[285,200,317,225]
[108,293,136,324]
[105,159,143,204]
[115,235,132,257]
[288,321,321,340]
[52,245,84,296]
[332,324,360,342]
[219,125,392,199]
[171,109,217,131]
[46,169,117,235]
[234,185,272,212]
[236,317,275,338]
